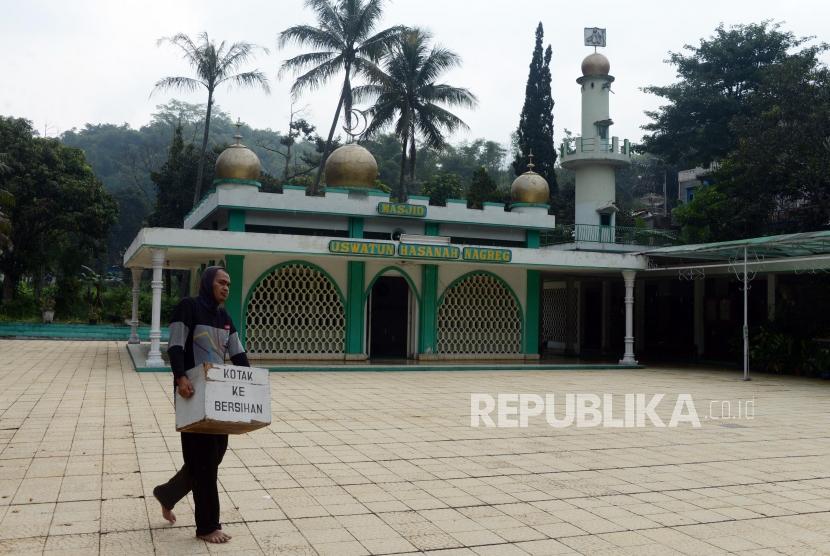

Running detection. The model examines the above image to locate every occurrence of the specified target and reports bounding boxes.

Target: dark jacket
[168,267,249,380]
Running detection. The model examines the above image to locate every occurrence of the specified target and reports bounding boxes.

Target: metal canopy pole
[743,246,751,381]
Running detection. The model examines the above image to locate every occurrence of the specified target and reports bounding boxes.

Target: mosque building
[123,49,657,369]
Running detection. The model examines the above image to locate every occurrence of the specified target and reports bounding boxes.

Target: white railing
[561,136,632,158]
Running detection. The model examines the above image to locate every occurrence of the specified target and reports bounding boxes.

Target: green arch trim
[363,266,421,303]
[436,270,524,351]
[242,260,346,336]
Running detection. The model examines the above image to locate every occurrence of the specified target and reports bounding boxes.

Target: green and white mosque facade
[125,51,649,368]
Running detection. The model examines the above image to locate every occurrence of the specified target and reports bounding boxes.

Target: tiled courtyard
[1,340,830,555]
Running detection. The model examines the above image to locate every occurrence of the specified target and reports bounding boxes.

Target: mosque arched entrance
[366,272,416,359]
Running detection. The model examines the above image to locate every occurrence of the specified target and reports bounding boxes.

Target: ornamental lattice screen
[245,263,345,358]
[437,273,522,355]
[542,284,568,348]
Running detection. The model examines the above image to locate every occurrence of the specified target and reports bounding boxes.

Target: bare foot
[198,530,231,543]
[160,505,176,525]
[152,489,176,524]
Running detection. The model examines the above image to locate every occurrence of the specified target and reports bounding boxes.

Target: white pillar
[128,267,142,344]
[694,278,705,356]
[619,270,637,365]
[635,279,646,353]
[146,249,166,367]
[767,273,776,322]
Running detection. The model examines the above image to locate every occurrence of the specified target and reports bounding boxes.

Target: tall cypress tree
[513,22,558,198]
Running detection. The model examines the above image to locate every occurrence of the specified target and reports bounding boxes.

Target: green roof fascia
[511,202,550,209]
[212,178,261,188]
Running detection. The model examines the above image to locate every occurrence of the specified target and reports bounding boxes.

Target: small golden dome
[324,144,378,189]
[215,144,261,181]
[581,52,610,76]
[511,170,550,204]
[511,154,550,204]
[215,123,261,182]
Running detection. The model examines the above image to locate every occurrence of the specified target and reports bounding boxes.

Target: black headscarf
[197,266,224,312]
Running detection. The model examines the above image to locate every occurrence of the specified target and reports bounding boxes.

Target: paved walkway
[1,340,829,555]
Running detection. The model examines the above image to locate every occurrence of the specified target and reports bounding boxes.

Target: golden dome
[581,52,610,76]
[511,169,550,204]
[215,142,262,181]
[324,144,378,189]
[511,154,550,203]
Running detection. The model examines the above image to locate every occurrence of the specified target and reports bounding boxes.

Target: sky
[2,0,829,156]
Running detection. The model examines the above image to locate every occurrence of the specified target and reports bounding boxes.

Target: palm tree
[353,28,477,200]
[154,32,270,207]
[278,0,404,193]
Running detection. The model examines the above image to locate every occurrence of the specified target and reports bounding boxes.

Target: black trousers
[154,432,228,536]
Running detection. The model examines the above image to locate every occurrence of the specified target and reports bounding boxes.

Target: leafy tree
[150,126,202,227]
[644,21,830,240]
[720,52,830,233]
[108,187,150,263]
[278,0,404,193]
[467,166,499,209]
[0,117,117,303]
[421,172,462,206]
[354,28,477,199]
[512,22,557,197]
[642,22,810,167]
[154,32,270,206]
[554,167,575,225]
[423,139,507,189]
[0,153,12,250]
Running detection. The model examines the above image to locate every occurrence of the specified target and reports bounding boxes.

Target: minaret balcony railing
[559,136,633,168]
[562,136,631,155]
[540,223,679,247]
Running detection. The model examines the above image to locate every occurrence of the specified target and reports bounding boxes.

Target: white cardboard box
[175,363,271,434]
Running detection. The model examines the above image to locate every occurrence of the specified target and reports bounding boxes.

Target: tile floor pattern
[0,341,829,555]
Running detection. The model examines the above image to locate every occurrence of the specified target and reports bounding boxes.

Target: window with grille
[437,273,522,355]
[245,263,345,357]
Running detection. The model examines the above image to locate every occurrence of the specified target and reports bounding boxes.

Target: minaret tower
[560,29,631,240]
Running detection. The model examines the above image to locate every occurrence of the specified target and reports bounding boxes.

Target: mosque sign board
[328,239,512,264]
[175,363,271,434]
[376,202,427,218]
